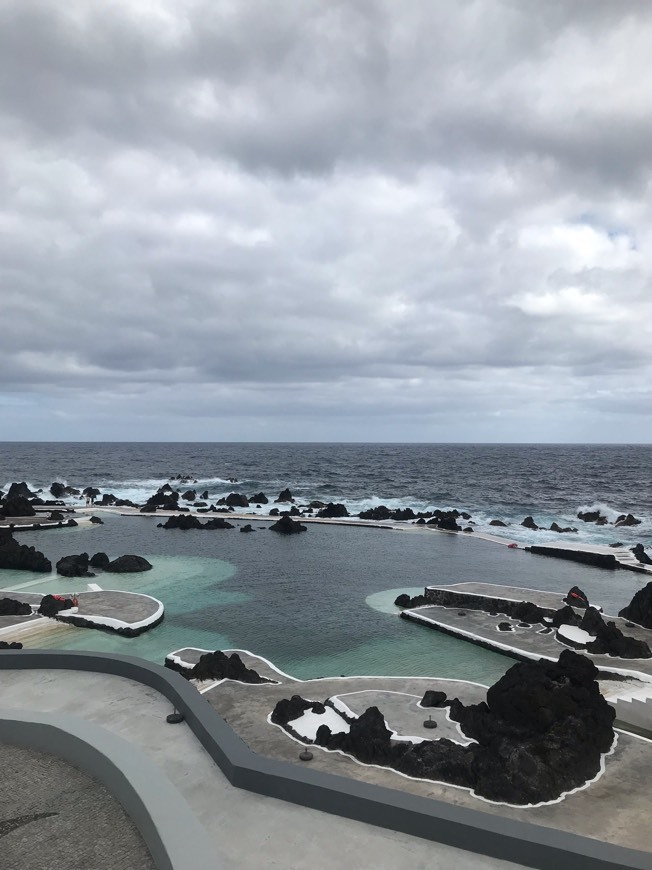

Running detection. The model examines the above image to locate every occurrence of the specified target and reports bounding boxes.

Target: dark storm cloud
[0,0,651,440]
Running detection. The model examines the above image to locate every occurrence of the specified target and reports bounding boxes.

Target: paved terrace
[404,583,652,682]
[0,666,522,870]
[0,743,155,870]
[0,590,162,638]
[169,649,652,853]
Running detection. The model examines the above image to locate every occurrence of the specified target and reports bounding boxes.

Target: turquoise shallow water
[2,515,641,684]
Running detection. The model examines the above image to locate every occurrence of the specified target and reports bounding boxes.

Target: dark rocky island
[0,530,51,572]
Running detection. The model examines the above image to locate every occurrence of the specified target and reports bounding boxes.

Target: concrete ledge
[0,649,649,870]
[0,708,217,870]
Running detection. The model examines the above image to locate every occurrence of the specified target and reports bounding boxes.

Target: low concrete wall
[0,709,217,870]
[0,649,649,870]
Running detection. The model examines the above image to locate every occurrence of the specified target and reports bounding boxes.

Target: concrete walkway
[0,668,522,870]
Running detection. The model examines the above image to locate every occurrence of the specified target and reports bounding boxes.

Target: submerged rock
[159,514,203,530]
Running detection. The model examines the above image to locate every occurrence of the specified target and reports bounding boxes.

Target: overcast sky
[1,0,651,442]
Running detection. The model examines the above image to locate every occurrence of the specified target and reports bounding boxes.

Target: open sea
[1,443,651,685]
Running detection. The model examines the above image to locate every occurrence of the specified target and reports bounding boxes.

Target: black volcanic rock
[89,515,104,524]
[49,510,65,521]
[89,552,110,569]
[497,622,513,631]
[38,594,74,617]
[106,555,153,573]
[0,597,32,616]
[317,502,349,518]
[279,651,615,806]
[0,496,36,517]
[520,516,538,530]
[615,513,641,528]
[269,515,306,534]
[578,607,651,658]
[489,519,508,527]
[0,531,51,572]
[449,650,615,804]
[550,522,577,533]
[181,489,197,501]
[6,482,36,500]
[550,605,582,628]
[82,487,101,498]
[56,553,94,577]
[577,510,606,523]
[250,492,268,504]
[191,651,272,683]
[563,586,589,608]
[359,505,392,521]
[225,492,249,508]
[631,544,652,565]
[421,690,448,708]
[271,694,316,726]
[619,582,652,629]
[393,592,428,608]
[0,640,22,649]
[159,514,203,530]
[50,482,68,498]
[275,488,294,503]
[141,488,180,512]
[240,524,254,533]
[203,517,234,530]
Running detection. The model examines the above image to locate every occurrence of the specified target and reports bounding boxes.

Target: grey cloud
[1,1,652,440]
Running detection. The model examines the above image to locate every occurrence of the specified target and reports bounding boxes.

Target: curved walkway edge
[0,708,218,870]
[0,649,649,870]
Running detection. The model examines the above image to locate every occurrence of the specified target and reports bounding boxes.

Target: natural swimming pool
[2,515,640,683]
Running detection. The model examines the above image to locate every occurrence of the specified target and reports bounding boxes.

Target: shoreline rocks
[269,515,307,534]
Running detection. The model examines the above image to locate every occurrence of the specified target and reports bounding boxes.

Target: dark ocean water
[1,443,650,681]
[1,442,650,546]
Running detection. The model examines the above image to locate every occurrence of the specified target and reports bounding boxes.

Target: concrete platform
[404,583,652,682]
[0,589,163,639]
[0,667,522,870]
[180,650,652,853]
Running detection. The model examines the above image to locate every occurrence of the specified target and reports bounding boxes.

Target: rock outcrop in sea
[269,515,307,534]
[0,530,51,572]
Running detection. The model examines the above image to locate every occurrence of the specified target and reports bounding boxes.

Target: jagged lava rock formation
[273,651,615,806]
[0,530,51,572]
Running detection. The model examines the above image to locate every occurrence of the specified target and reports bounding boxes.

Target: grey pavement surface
[0,667,524,870]
[75,590,159,622]
[0,743,155,870]
[407,602,652,679]
[199,652,652,852]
